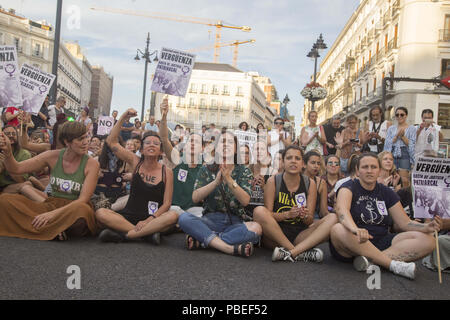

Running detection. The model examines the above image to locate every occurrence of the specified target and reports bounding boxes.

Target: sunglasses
[327,161,340,166]
[274,122,283,125]
[395,113,406,118]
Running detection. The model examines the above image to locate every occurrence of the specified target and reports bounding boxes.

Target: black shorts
[279,222,309,243]
[117,209,148,226]
[329,232,397,263]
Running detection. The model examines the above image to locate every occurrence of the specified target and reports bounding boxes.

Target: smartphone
[350,139,359,143]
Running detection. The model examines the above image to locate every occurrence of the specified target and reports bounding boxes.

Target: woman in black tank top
[253,145,338,262]
[303,151,331,218]
[95,109,177,244]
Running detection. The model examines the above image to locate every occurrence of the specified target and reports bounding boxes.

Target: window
[189,98,195,107]
[223,85,229,95]
[236,87,243,96]
[211,99,217,107]
[14,38,20,51]
[200,98,206,107]
[438,103,450,129]
[189,83,197,93]
[373,77,377,91]
[34,43,42,57]
[212,85,219,95]
[201,84,207,94]
[441,59,450,78]
[236,101,242,110]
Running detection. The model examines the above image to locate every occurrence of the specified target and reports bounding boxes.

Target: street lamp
[281,94,290,120]
[306,34,327,110]
[135,32,158,121]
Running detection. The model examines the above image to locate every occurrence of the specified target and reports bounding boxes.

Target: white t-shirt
[415,124,441,157]
[269,130,290,161]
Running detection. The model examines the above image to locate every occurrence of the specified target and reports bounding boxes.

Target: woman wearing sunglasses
[383,107,416,172]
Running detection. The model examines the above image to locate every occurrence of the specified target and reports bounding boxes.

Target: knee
[330,223,347,241]
[95,208,109,223]
[246,221,262,236]
[324,213,338,225]
[178,212,194,227]
[252,206,272,223]
[165,210,179,225]
[416,232,436,251]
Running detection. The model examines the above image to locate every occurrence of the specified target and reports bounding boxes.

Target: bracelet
[149,214,156,219]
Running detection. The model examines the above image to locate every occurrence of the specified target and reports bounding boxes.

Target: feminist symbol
[295,193,306,208]
[181,66,190,75]
[39,85,47,95]
[376,201,387,216]
[61,181,71,192]
[178,169,187,182]
[148,201,158,215]
[5,64,15,77]
[444,177,450,188]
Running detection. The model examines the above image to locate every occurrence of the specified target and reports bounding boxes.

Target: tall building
[90,65,114,118]
[303,0,450,138]
[151,62,275,130]
[57,42,82,114]
[64,41,93,108]
[251,73,281,116]
[0,7,53,72]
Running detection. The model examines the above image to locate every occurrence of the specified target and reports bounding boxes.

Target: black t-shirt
[323,123,344,155]
[338,179,400,238]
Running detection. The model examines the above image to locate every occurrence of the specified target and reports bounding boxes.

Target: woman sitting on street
[377,151,403,192]
[330,153,442,279]
[0,121,99,240]
[321,155,343,213]
[177,130,262,257]
[253,145,338,263]
[95,108,177,244]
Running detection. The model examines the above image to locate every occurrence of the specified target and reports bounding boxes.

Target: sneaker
[389,260,416,280]
[295,248,324,263]
[143,232,161,245]
[272,247,294,262]
[98,229,126,243]
[353,256,372,272]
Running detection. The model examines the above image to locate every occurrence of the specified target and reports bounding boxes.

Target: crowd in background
[0,95,448,281]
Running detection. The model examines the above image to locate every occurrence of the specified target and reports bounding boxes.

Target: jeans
[178,211,260,247]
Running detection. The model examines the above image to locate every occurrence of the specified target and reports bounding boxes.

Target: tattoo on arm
[339,214,345,222]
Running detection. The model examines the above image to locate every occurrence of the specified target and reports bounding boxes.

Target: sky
[3,0,360,131]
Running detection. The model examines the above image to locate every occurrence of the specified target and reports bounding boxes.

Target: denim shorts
[329,232,397,263]
[393,147,411,170]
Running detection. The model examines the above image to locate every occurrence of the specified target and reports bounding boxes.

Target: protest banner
[19,63,55,115]
[0,46,22,109]
[235,130,257,147]
[97,116,115,135]
[150,48,195,97]
[412,156,450,219]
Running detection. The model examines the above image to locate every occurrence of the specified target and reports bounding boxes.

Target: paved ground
[0,233,449,300]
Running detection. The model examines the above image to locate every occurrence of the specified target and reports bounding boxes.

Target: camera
[369,138,378,145]
[350,138,359,143]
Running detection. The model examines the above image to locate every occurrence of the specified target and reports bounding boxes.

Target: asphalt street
[0,233,449,300]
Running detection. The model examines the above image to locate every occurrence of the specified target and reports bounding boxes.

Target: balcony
[392,0,400,18]
[198,104,207,109]
[188,89,197,94]
[234,107,243,112]
[383,11,392,27]
[209,105,218,111]
[222,91,230,96]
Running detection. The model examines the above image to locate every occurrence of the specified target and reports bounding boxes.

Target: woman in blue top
[330,153,442,280]
[383,107,416,171]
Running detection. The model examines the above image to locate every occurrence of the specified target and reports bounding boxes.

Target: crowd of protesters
[0,96,448,280]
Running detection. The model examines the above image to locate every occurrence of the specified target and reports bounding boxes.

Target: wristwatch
[232,180,238,189]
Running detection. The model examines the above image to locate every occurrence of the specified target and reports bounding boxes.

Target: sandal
[54,231,68,241]
[185,234,202,250]
[233,242,254,258]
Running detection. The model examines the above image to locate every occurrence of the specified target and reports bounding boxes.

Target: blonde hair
[378,151,397,175]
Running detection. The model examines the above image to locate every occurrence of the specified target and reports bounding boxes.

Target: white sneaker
[272,247,294,262]
[295,248,324,263]
[389,260,416,280]
[353,256,372,272]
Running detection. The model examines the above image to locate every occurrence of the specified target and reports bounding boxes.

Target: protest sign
[97,116,114,135]
[19,63,55,115]
[0,46,22,109]
[412,156,450,219]
[235,130,257,147]
[150,48,195,97]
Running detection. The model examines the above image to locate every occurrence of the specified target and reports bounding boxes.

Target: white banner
[20,63,55,115]
[97,116,114,136]
[150,47,195,97]
[412,156,450,219]
[235,130,257,147]
[0,46,22,109]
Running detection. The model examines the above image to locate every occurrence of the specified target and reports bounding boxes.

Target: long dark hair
[133,131,163,173]
[99,137,124,170]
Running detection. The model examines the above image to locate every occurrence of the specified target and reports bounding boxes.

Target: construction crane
[187,39,255,67]
[90,7,251,63]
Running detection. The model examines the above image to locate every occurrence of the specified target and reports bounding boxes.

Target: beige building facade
[303,0,450,138]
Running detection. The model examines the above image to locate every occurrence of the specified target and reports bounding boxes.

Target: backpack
[274,173,310,200]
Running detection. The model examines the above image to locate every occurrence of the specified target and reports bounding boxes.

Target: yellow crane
[187,39,255,67]
[90,7,251,63]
